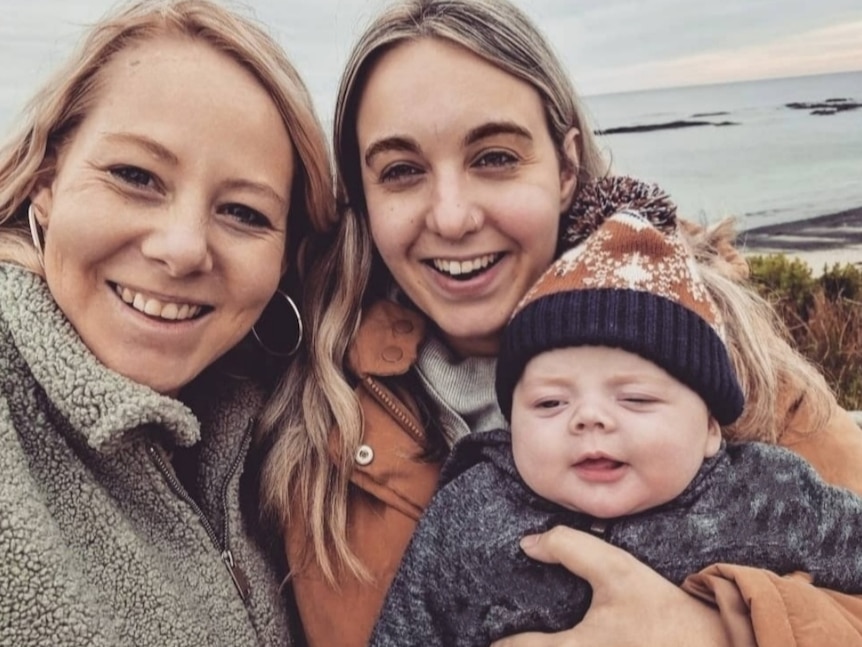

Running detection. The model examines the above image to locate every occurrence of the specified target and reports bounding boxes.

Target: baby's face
[510,345,721,518]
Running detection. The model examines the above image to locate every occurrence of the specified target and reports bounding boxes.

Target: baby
[369,209,862,647]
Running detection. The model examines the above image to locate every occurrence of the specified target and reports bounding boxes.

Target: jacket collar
[0,263,200,452]
[348,300,426,377]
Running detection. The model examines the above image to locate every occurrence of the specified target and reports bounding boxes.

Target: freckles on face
[32,35,294,395]
[355,38,571,357]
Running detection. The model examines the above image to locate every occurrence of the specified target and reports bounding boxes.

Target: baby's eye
[380,163,423,184]
[536,399,564,409]
[109,165,157,190]
[474,150,518,168]
[620,395,659,406]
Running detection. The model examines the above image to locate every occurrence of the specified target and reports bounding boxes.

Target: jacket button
[355,444,374,466]
[381,346,403,362]
[393,319,414,334]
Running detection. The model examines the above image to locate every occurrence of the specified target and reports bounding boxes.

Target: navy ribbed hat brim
[495,288,745,425]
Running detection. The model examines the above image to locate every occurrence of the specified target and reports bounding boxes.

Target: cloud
[2,0,861,132]
[577,19,862,94]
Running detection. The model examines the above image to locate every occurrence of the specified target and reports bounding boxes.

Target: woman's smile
[111,282,209,321]
[427,252,504,280]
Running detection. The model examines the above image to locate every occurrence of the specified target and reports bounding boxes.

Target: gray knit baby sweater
[0,263,292,646]
[370,428,862,646]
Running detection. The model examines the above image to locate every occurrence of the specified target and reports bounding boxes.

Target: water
[583,71,862,230]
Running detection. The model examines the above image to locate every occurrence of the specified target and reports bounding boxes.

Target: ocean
[582,71,862,230]
[1,69,859,230]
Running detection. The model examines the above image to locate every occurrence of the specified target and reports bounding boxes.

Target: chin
[112,363,195,397]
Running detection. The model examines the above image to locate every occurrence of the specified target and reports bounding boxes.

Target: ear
[704,416,722,458]
[29,186,53,228]
[559,127,580,212]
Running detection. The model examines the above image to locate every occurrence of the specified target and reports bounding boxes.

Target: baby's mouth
[428,253,503,281]
[112,282,211,322]
[575,457,625,470]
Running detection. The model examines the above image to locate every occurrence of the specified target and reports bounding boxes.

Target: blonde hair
[0,0,335,275]
[684,219,832,442]
[260,0,610,583]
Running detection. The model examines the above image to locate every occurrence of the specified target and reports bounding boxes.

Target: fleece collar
[0,263,200,452]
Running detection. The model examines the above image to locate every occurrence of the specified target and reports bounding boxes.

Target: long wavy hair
[682,219,832,443]
[0,0,335,285]
[259,0,610,583]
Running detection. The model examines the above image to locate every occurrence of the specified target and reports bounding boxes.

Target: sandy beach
[739,206,862,274]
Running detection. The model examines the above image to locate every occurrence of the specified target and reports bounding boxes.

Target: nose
[140,202,213,276]
[568,401,615,435]
[425,170,482,240]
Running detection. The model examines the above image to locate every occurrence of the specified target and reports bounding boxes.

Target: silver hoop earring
[251,290,303,357]
[28,203,46,269]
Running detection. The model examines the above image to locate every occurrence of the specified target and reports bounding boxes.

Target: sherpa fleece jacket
[0,263,292,647]
[370,428,862,647]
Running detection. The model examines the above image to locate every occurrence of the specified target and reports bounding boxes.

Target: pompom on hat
[496,177,745,425]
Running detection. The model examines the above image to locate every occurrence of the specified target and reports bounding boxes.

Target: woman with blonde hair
[0,1,333,644]
[259,0,862,645]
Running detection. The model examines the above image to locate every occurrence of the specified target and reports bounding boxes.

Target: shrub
[820,262,862,301]
[748,254,862,410]
[747,254,815,321]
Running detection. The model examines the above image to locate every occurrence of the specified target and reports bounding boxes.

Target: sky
[1,0,861,134]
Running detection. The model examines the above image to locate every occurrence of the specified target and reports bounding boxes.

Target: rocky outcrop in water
[786,98,860,116]
[595,119,738,135]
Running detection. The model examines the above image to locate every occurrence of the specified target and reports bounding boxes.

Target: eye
[109,165,158,190]
[620,395,659,408]
[220,203,274,229]
[380,163,423,184]
[536,398,565,410]
[474,150,518,169]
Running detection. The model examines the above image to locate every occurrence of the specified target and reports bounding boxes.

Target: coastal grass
[748,254,862,409]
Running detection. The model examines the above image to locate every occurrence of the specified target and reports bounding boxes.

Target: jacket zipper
[146,422,253,602]
[363,375,425,444]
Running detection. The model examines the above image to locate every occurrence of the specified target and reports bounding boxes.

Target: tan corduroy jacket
[285,300,862,647]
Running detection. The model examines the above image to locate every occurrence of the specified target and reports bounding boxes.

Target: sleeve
[683,566,862,647]
[368,477,487,647]
[780,392,862,495]
[682,396,862,647]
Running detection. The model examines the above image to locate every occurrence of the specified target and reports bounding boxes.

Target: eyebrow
[362,120,533,168]
[463,121,533,147]
[222,178,288,212]
[103,132,179,165]
[363,136,420,168]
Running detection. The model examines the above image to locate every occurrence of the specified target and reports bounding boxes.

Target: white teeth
[160,303,179,320]
[113,284,204,322]
[143,299,162,316]
[432,254,498,277]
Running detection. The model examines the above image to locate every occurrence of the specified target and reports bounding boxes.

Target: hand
[490,527,731,647]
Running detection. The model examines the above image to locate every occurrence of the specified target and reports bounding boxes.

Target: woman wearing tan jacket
[258,1,862,645]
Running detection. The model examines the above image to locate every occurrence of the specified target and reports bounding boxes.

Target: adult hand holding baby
[491,527,730,647]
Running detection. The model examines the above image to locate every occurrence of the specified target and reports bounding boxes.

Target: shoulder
[725,441,820,479]
[780,395,862,495]
[348,300,426,377]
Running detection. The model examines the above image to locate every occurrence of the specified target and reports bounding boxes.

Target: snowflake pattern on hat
[516,210,725,338]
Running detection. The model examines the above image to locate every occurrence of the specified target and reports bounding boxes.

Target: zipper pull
[588,519,609,537]
[222,549,250,601]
